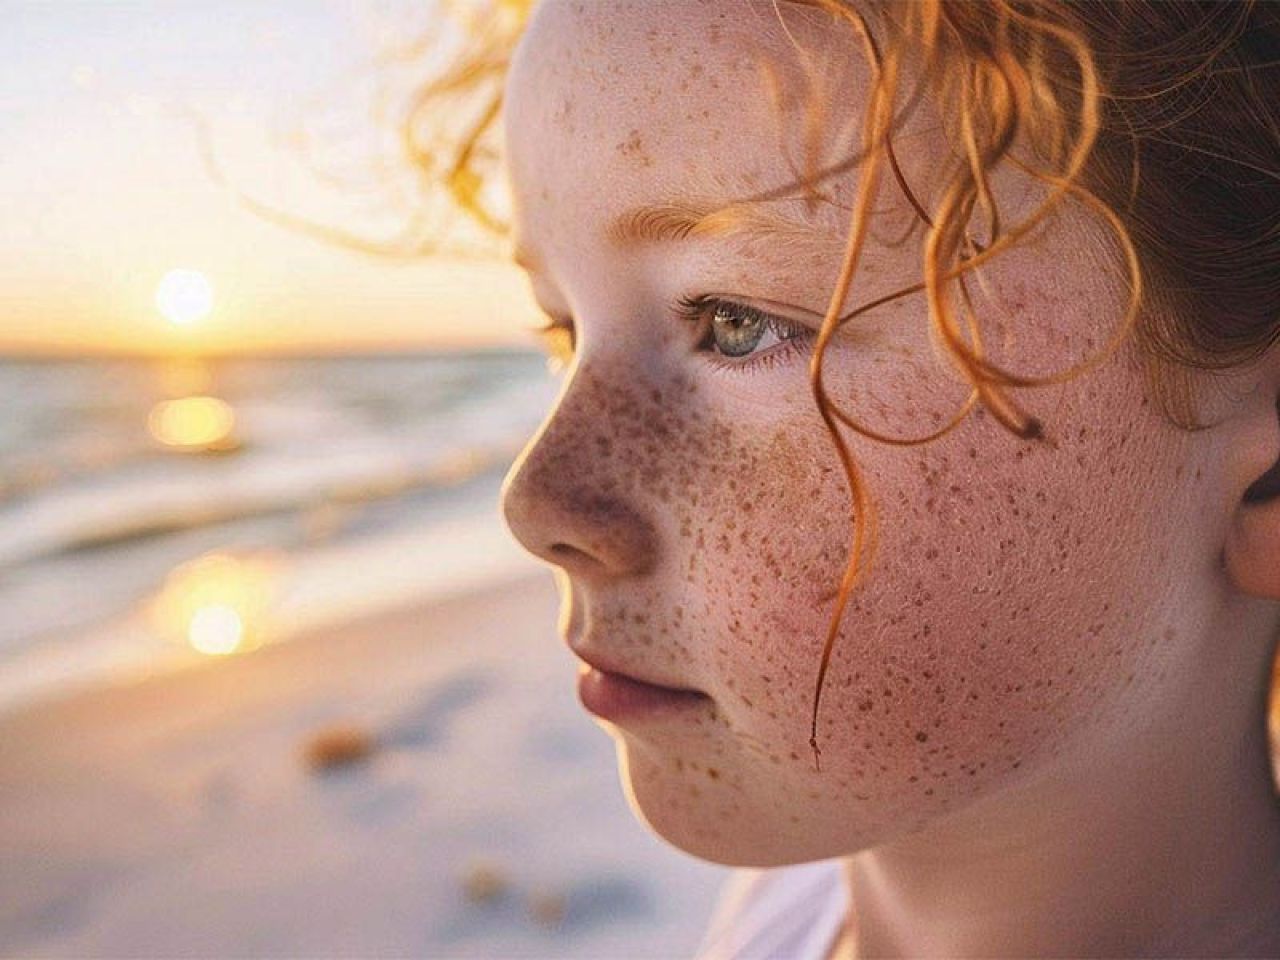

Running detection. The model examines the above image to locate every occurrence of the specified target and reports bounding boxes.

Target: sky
[0,1,540,355]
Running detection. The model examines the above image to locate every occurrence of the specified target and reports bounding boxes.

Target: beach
[0,565,730,958]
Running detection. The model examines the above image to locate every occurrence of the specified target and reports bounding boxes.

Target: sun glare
[156,268,214,326]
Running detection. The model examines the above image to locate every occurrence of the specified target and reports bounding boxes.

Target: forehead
[503,0,871,257]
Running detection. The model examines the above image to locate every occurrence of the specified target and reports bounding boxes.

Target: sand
[0,569,730,958]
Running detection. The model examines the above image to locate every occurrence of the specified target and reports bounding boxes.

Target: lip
[570,648,711,724]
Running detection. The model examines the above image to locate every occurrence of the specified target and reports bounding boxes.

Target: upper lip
[569,640,706,696]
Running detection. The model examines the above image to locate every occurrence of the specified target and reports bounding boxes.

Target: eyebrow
[513,197,841,274]
[607,199,828,244]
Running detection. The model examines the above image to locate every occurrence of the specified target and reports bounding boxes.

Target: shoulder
[692,859,847,960]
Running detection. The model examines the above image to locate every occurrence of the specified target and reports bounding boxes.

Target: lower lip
[576,666,710,724]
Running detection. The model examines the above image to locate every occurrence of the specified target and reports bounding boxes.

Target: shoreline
[0,476,532,718]
[0,554,542,723]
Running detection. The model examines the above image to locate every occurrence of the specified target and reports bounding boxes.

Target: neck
[843,599,1280,958]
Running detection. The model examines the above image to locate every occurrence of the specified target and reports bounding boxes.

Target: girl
[416,0,1280,954]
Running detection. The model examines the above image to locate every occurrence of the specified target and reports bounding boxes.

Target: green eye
[709,301,768,357]
[675,294,810,367]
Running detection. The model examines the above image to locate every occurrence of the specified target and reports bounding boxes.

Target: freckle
[707,768,720,780]
[914,731,928,743]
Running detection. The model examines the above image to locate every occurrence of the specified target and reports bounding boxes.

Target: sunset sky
[0,1,540,356]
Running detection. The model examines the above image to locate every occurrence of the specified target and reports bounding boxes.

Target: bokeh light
[149,552,277,657]
[188,604,245,656]
[147,395,237,451]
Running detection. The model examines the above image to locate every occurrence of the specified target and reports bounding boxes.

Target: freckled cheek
[678,439,1152,796]
[664,419,857,733]
[785,487,1164,788]
[629,379,1184,830]
[714,560,1121,799]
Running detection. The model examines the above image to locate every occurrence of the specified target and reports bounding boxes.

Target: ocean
[0,351,558,710]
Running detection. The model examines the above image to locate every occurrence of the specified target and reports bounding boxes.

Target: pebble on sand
[302,724,376,772]
[461,859,511,904]
[528,888,567,928]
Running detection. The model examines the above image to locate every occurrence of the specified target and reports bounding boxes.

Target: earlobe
[1224,395,1280,600]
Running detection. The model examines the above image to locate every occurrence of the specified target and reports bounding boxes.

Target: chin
[613,740,865,868]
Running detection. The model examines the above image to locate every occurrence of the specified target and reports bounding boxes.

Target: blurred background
[0,3,727,956]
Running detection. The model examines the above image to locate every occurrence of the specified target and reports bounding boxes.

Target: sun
[156,269,214,326]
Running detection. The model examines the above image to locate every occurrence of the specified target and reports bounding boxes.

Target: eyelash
[531,295,813,375]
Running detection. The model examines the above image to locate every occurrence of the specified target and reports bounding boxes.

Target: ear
[1225,393,1280,599]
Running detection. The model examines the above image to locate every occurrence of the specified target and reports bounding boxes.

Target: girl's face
[500,0,1234,866]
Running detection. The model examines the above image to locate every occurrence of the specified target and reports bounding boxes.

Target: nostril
[547,541,617,577]
[549,542,594,564]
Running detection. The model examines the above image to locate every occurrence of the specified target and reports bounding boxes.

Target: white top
[692,859,849,960]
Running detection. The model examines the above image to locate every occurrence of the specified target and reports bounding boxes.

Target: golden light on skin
[147,395,237,451]
[149,551,277,657]
[155,269,214,326]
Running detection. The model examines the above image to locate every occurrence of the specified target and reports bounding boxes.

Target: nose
[500,371,659,580]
